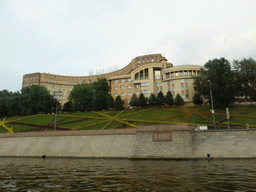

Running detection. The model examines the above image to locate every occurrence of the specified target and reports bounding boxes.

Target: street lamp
[54,91,60,131]
[54,99,58,131]
[207,80,215,128]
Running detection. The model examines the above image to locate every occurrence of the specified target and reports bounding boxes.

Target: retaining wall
[0,125,256,159]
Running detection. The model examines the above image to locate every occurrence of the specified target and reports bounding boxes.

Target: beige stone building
[22,54,202,106]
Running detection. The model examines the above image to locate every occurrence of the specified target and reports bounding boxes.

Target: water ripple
[1,158,256,191]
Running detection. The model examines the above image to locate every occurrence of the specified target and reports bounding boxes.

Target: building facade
[22,54,202,106]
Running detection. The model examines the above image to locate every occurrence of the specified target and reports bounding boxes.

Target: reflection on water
[1,157,256,191]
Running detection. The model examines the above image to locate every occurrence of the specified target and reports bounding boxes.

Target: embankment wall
[0,125,256,159]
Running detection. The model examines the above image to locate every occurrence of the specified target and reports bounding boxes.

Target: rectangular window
[128,85,132,89]
[171,72,174,78]
[179,71,183,76]
[185,86,189,90]
[156,83,159,87]
[184,71,188,76]
[180,79,184,83]
[140,70,143,80]
[160,82,163,86]
[115,86,118,90]
[181,94,185,99]
[142,89,149,94]
[141,82,149,87]
[135,84,139,88]
[121,86,125,90]
[128,78,131,82]
[189,71,192,76]
[172,80,175,85]
[128,92,132,96]
[175,72,179,77]
[193,71,196,76]
[167,80,170,84]
[135,73,139,80]
[181,87,184,91]
[166,73,170,78]
[135,91,139,95]
[121,93,125,97]
[145,68,149,79]
[115,80,119,83]
[185,79,188,83]
[155,70,161,80]
[121,79,125,83]
[186,94,189,98]
[115,93,118,97]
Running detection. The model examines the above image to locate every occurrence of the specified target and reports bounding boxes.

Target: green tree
[233,58,256,101]
[0,90,12,117]
[63,101,73,112]
[138,93,147,108]
[165,91,174,107]
[193,93,203,105]
[106,94,114,109]
[156,91,165,106]
[148,93,157,107]
[92,78,110,111]
[129,93,138,107]
[68,83,93,112]
[114,95,123,110]
[175,93,185,106]
[21,85,55,115]
[193,58,237,108]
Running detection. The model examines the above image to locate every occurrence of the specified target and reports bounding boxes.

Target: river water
[0,157,256,191]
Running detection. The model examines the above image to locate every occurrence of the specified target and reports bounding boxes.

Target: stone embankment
[0,124,255,159]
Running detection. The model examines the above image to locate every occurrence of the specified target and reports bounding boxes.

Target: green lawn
[1,105,256,133]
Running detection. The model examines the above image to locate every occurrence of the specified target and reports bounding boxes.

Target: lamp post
[54,100,58,131]
[208,80,215,128]
[54,91,59,131]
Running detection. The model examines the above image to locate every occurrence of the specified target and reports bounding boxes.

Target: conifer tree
[138,93,147,108]
[175,93,185,106]
[165,91,174,107]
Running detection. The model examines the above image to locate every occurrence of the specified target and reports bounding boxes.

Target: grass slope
[1,105,256,133]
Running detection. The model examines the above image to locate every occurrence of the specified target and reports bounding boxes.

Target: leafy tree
[233,58,256,101]
[156,91,165,106]
[138,93,147,108]
[114,95,123,110]
[106,94,114,109]
[0,90,12,117]
[193,58,237,108]
[69,78,109,112]
[193,93,203,105]
[63,101,73,112]
[21,85,55,115]
[165,91,174,107]
[68,83,93,112]
[148,93,157,107]
[6,92,22,116]
[175,93,185,106]
[129,93,138,107]
[92,78,110,111]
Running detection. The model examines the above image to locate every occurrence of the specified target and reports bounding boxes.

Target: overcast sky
[1,0,256,92]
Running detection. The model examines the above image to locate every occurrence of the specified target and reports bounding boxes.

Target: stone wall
[191,129,256,158]
[1,125,256,159]
[0,125,192,158]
